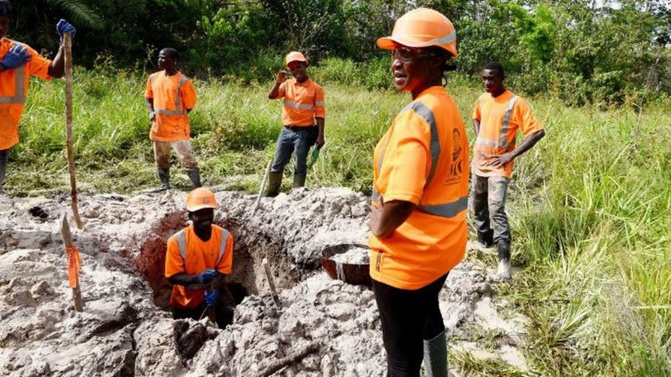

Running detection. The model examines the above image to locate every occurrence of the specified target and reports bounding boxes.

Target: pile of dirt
[0,188,527,376]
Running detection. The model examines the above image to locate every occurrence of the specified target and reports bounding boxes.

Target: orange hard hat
[285,51,308,68]
[377,8,458,58]
[185,188,218,212]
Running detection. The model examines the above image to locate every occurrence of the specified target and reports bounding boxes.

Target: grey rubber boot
[292,173,307,188]
[187,168,202,188]
[265,172,283,197]
[158,168,170,190]
[423,331,448,377]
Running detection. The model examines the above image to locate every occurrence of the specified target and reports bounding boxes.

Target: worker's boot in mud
[187,168,202,188]
[292,173,306,188]
[157,168,170,191]
[423,330,448,377]
[266,172,283,197]
[493,242,512,280]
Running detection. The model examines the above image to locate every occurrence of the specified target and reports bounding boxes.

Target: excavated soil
[0,188,528,376]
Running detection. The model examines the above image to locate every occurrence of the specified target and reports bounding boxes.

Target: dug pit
[0,189,529,376]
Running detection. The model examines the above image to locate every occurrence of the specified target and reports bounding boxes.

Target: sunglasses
[390,47,438,64]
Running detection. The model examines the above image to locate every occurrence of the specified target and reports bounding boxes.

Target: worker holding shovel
[165,188,235,328]
[265,51,325,196]
[0,0,75,193]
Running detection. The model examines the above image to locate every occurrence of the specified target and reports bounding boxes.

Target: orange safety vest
[369,86,469,290]
[145,71,197,142]
[472,90,544,178]
[0,38,52,150]
[278,78,325,126]
[165,225,233,309]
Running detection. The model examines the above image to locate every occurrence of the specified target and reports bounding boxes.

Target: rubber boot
[0,149,8,193]
[187,168,202,188]
[158,168,170,190]
[292,173,306,188]
[494,242,512,280]
[266,172,283,197]
[423,330,448,377]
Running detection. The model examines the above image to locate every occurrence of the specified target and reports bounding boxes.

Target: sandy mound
[0,188,527,376]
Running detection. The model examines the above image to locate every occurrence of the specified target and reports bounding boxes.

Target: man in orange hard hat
[0,0,76,192]
[145,47,201,191]
[370,7,467,377]
[165,187,235,328]
[471,61,545,280]
[265,51,325,196]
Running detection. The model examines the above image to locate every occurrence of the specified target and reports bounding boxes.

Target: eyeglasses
[390,47,438,64]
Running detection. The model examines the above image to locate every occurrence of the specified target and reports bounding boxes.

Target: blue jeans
[270,127,312,176]
[471,174,511,256]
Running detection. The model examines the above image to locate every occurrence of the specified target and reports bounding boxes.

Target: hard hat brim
[376,37,400,50]
[187,203,218,212]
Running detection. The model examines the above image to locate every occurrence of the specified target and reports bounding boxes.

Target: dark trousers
[471,174,511,260]
[373,273,448,377]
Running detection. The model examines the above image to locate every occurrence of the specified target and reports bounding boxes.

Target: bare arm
[47,44,66,78]
[493,129,546,167]
[315,117,325,148]
[268,70,287,99]
[473,119,481,135]
[370,199,416,239]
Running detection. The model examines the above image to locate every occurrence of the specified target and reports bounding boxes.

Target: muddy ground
[0,188,528,376]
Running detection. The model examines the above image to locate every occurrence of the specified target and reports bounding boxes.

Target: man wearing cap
[265,51,325,196]
[471,61,545,280]
[0,0,76,192]
[165,187,234,328]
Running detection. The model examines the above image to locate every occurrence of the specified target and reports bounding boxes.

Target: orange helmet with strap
[186,188,218,212]
[285,51,308,68]
[376,8,457,57]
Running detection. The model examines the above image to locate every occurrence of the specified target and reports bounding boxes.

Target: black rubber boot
[158,168,170,190]
[292,173,306,188]
[266,172,283,197]
[423,330,448,377]
[0,149,8,193]
[187,168,202,188]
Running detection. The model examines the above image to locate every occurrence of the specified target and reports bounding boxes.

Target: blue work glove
[196,268,218,285]
[204,289,219,307]
[1,44,31,70]
[57,19,76,41]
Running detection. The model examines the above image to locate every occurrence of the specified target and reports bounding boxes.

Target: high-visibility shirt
[277,78,325,127]
[0,38,52,150]
[369,86,469,290]
[145,71,196,142]
[472,90,543,178]
[165,225,233,309]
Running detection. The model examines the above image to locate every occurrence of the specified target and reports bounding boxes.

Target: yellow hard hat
[185,188,218,212]
[285,51,308,68]
[377,8,458,58]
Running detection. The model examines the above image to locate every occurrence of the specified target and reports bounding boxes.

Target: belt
[284,125,311,131]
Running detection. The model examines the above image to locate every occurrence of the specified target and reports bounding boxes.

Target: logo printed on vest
[446,127,464,185]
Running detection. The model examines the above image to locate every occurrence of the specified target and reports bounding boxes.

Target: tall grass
[8,66,671,376]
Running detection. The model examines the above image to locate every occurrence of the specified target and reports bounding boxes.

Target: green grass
[7,67,671,376]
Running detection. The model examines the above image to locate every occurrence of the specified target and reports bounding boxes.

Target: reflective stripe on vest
[175,228,230,289]
[151,74,188,116]
[0,66,26,104]
[372,101,467,218]
[284,100,314,110]
[476,95,517,149]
